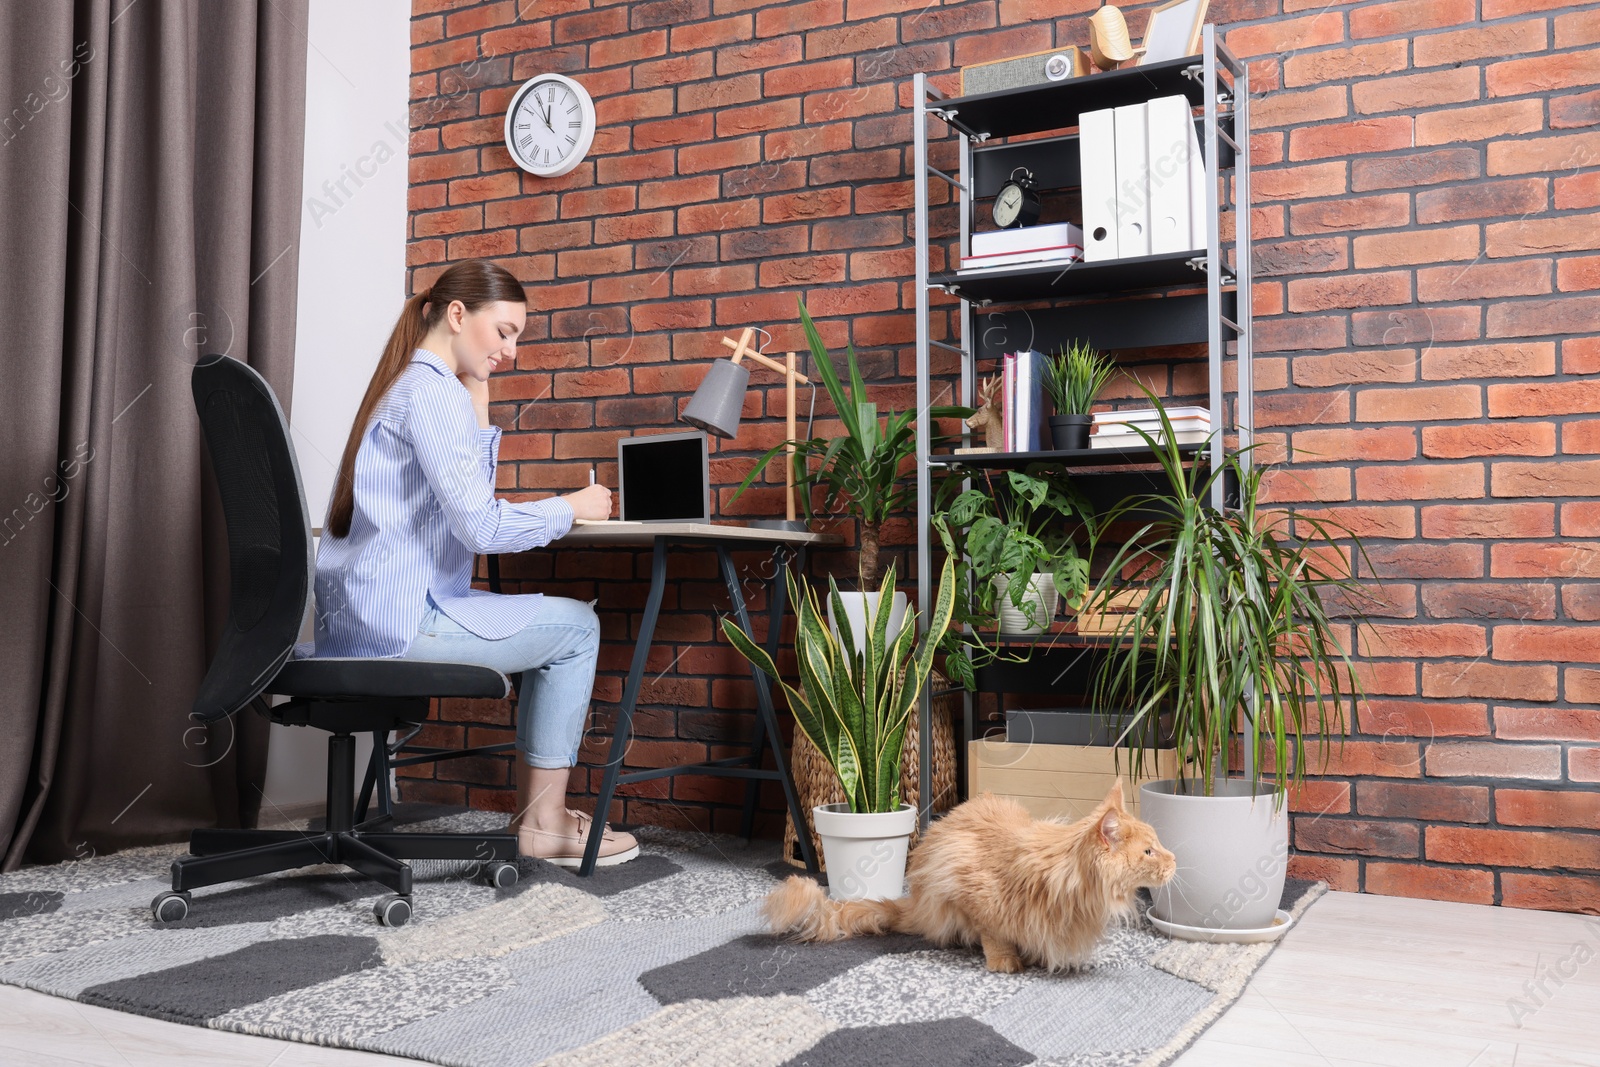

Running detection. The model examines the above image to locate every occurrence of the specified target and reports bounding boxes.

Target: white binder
[1146,95,1193,255]
[1188,105,1207,251]
[1079,107,1119,262]
[1113,102,1150,258]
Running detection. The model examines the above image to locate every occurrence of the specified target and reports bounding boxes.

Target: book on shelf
[1093,405,1212,428]
[1091,406,1212,449]
[1001,349,1050,452]
[1090,428,1211,449]
[962,223,1084,272]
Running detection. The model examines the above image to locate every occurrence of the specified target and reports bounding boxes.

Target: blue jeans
[400,592,600,769]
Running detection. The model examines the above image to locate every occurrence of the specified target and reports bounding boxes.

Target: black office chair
[153,353,520,928]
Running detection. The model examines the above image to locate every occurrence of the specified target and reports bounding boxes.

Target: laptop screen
[618,431,710,522]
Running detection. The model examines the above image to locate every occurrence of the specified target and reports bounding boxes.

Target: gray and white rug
[0,809,1325,1067]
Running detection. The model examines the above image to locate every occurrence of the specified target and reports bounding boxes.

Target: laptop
[615,430,711,524]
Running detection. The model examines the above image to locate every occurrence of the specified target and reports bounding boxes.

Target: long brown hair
[325,259,527,538]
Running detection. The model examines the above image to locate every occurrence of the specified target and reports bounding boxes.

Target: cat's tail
[762,875,905,941]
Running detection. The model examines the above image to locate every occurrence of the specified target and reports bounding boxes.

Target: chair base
[172,822,520,896]
[160,730,520,925]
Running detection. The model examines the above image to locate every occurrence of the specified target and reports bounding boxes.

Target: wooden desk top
[550,521,842,548]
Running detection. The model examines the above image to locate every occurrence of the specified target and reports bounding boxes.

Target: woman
[312,258,637,867]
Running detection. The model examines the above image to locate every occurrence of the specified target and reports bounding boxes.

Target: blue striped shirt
[306,347,573,658]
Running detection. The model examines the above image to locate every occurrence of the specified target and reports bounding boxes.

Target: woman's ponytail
[324,262,525,538]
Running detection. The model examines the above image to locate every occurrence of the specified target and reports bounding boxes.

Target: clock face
[505,74,595,178]
[994,183,1025,227]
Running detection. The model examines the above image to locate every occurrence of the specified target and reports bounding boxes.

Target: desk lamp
[682,327,810,532]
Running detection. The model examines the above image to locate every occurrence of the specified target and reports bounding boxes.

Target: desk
[488,522,841,876]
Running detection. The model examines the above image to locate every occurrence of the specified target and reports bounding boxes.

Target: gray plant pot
[1139,778,1289,931]
[1048,413,1091,451]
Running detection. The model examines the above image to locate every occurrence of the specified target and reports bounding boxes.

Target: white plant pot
[812,802,916,901]
[827,590,909,656]
[994,573,1059,635]
[1139,778,1290,932]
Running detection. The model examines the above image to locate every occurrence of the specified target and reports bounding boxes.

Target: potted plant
[734,297,967,653]
[723,557,957,900]
[933,466,1092,644]
[1086,389,1368,940]
[1044,340,1119,451]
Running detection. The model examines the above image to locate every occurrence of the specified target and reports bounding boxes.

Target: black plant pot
[1048,414,1091,451]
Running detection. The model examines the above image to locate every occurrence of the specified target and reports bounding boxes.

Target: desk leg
[740,544,793,841]
[718,545,818,873]
[580,536,667,876]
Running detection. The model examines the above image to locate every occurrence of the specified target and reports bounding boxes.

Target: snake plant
[722,557,956,815]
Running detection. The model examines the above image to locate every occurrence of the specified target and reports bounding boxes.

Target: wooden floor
[1,890,1596,1066]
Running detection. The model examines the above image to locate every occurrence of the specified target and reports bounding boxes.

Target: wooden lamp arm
[721,334,811,385]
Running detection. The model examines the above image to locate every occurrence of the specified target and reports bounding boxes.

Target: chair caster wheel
[374,894,412,927]
[152,891,192,923]
[486,862,518,889]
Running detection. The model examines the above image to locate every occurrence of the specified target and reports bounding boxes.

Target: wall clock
[503,73,595,178]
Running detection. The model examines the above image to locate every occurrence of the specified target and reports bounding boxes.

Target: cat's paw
[985,953,1026,974]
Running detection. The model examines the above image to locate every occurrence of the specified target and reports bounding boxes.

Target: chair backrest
[189,353,315,721]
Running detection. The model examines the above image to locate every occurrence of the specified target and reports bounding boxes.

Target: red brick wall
[403,0,1600,912]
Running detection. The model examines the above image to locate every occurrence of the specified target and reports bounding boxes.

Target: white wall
[264,0,411,810]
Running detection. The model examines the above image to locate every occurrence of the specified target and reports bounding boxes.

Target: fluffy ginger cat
[763,783,1176,974]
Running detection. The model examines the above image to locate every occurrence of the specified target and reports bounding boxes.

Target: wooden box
[968,739,1179,821]
[1075,588,1153,637]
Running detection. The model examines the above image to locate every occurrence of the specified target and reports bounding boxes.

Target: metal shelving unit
[910,27,1254,832]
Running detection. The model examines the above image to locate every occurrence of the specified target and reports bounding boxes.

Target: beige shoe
[519,808,639,867]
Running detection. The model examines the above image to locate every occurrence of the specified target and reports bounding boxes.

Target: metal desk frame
[482,529,823,876]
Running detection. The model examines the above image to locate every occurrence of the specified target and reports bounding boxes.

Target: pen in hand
[589,466,596,485]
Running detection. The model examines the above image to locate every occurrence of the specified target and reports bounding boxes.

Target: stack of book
[962,222,1084,273]
[1090,406,1212,449]
[1001,349,1050,451]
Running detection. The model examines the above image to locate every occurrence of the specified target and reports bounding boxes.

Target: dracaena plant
[732,297,968,589]
[1085,386,1371,806]
[722,557,956,814]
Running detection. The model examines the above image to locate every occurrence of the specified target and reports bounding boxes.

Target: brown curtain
[0,1,310,869]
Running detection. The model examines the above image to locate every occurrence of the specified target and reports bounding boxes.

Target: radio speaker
[960,46,1088,97]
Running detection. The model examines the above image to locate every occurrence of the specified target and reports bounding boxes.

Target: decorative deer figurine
[967,375,1003,450]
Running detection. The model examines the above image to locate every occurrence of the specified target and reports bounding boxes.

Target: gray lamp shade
[681,358,750,439]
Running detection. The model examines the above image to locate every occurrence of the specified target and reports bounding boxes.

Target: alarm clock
[992,168,1042,229]
[504,73,595,178]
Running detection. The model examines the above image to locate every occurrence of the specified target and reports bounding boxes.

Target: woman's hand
[561,483,613,521]
[458,353,506,429]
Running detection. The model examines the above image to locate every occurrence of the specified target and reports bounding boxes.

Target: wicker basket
[782,669,960,870]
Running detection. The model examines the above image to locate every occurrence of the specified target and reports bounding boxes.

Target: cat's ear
[1098,808,1123,847]
[1101,781,1127,812]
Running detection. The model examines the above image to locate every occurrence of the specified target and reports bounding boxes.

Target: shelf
[932,442,1205,469]
[983,632,1123,647]
[972,646,1109,694]
[937,250,1214,304]
[933,55,1211,140]
[971,293,1235,356]
[910,29,1253,804]
[967,120,1232,200]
